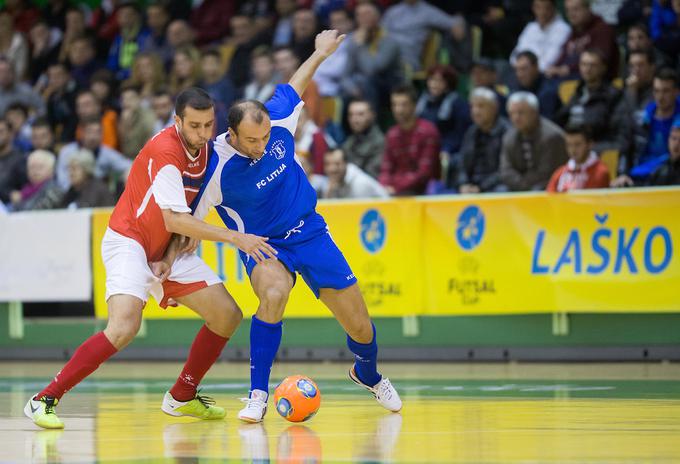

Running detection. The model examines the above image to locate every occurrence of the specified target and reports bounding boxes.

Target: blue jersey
[194,84,319,237]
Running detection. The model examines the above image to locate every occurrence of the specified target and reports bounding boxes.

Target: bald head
[227,100,272,159]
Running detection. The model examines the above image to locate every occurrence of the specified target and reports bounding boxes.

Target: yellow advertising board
[423,188,680,314]
[92,188,680,318]
[92,199,422,319]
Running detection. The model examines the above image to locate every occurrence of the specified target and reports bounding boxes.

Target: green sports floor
[1,362,679,463]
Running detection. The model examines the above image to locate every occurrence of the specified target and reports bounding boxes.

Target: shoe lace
[195,391,216,408]
[239,396,266,410]
[377,378,394,400]
[41,396,57,415]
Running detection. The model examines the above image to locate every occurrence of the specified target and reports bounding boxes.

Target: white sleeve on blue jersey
[266,84,304,136]
[193,156,225,220]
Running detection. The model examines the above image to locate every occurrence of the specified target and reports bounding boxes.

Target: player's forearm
[161,234,182,264]
[289,50,327,97]
[162,210,237,245]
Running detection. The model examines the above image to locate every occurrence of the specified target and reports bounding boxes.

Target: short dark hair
[629,48,655,65]
[628,22,649,37]
[516,50,539,67]
[6,102,28,117]
[175,87,214,118]
[32,116,51,130]
[153,87,172,99]
[348,98,376,113]
[581,47,607,65]
[655,68,679,88]
[201,48,222,60]
[390,84,418,103]
[227,100,269,133]
[564,123,592,141]
[325,148,347,162]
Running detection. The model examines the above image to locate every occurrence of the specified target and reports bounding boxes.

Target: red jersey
[109,126,209,261]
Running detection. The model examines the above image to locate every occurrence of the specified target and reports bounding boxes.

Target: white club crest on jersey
[270,139,286,160]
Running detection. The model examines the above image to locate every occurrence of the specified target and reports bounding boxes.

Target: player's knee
[104,323,139,349]
[348,320,374,344]
[261,286,289,310]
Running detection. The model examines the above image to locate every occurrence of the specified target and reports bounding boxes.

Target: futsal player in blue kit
[193,30,402,422]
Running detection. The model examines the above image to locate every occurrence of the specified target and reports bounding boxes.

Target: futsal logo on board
[360,209,386,254]
[270,139,286,159]
[456,205,485,251]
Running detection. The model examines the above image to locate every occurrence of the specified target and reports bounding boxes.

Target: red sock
[37,332,118,400]
[170,325,228,401]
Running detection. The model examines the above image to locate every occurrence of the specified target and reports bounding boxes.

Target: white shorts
[102,228,222,308]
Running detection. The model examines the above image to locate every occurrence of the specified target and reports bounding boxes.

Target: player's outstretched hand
[315,29,346,58]
[150,261,172,282]
[232,233,278,263]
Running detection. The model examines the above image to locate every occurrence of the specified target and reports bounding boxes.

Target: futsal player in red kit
[24,88,276,429]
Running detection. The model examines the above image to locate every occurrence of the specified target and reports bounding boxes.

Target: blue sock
[347,323,381,387]
[249,316,282,395]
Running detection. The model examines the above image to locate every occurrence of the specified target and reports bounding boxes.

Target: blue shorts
[239,213,357,298]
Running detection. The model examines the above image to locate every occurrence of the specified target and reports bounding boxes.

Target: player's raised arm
[288,29,345,97]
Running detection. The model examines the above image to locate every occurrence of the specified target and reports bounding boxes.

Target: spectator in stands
[651,0,680,67]
[44,62,78,143]
[625,49,657,118]
[382,0,466,73]
[0,9,29,80]
[30,117,55,152]
[314,8,353,97]
[141,2,172,67]
[75,90,118,150]
[57,7,88,64]
[455,87,510,193]
[200,54,232,103]
[295,106,331,175]
[224,14,270,91]
[245,46,277,103]
[511,0,571,72]
[648,119,680,185]
[547,124,610,192]
[275,46,325,127]
[416,64,471,157]
[501,91,568,191]
[151,89,174,134]
[57,117,131,191]
[27,20,60,85]
[546,0,619,80]
[478,0,535,59]
[379,85,441,195]
[5,102,32,153]
[166,19,195,61]
[190,0,236,46]
[67,35,100,90]
[323,148,389,199]
[107,2,150,81]
[342,98,385,179]
[290,8,319,61]
[299,151,328,198]
[618,0,654,29]
[470,58,508,113]
[117,85,156,159]
[60,148,116,208]
[169,47,202,97]
[10,149,62,211]
[616,68,680,186]
[90,69,118,114]
[0,118,26,205]
[554,49,630,155]
[342,2,404,116]
[5,0,40,35]
[512,50,562,120]
[123,53,165,106]
[0,57,44,117]
[273,0,297,47]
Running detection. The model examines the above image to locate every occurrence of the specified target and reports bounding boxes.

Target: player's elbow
[161,209,182,233]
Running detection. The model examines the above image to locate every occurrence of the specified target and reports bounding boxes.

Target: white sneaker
[237,389,268,423]
[349,367,402,412]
